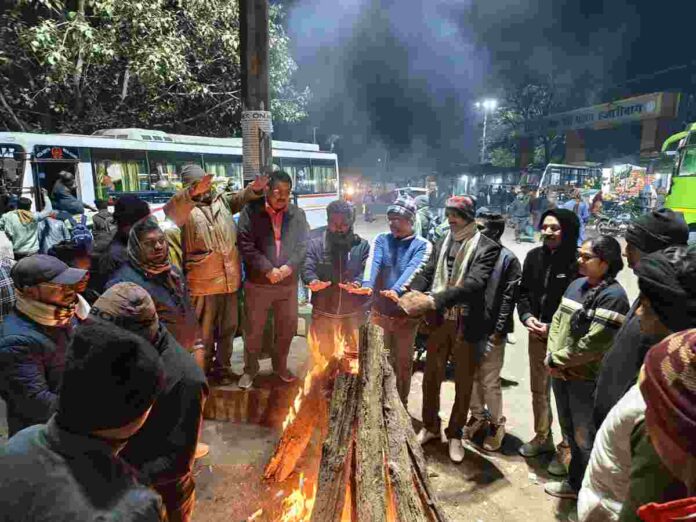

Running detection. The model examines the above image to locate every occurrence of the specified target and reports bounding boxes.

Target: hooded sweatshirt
[517,208,580,324]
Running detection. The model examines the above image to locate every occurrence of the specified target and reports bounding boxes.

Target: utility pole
[480,109,488,164]
[240,0,272,182]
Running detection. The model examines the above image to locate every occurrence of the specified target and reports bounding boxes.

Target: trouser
[371,311,420,406]
[422,320,478,439]
[155,473,196,522]
[192,292,238,373]
[552,378,597,492]
[309,313,364,365]
[512,217,528,239]
[529,333,553,438]
[243,281,297,376]
[470,335,506,425]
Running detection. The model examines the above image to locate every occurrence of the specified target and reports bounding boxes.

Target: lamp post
[475,99,498,164]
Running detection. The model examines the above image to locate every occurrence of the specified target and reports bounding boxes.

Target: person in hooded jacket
[517,209,580,463]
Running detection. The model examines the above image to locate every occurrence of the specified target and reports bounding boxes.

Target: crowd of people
[0,168,693,522]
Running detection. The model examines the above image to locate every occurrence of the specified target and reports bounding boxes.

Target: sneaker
[547,453,569,477]
[238,373,256,390]
[194,442,210,460]
[519,434,555,457]
[543,480,578,499]
[277,370,298,384]
[448,438,466,463]
[483,419,506,451]
[463,416,488,441]
[416,428,440,446]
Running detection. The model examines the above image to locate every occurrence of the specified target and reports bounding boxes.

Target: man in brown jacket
[164,164,268,380]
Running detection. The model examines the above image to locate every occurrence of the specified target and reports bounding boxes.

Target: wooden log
[381,352,430,522]
[310,373,359,522]
[356,324,388,522]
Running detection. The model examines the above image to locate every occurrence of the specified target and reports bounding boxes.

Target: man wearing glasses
[238,171,308,389]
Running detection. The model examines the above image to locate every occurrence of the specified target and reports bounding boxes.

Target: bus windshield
[678,146,696,176]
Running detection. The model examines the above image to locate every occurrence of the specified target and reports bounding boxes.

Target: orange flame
[280,473,316,522]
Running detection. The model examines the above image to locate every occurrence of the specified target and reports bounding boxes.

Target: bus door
[32,145,81,209]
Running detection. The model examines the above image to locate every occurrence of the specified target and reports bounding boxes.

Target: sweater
[547,278,630,381]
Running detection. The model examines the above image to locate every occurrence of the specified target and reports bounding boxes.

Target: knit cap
[625,208,688,253]
[181,164,206,187]
[387,196,417,224]
[90,282,160,342]
[445,195,476,221]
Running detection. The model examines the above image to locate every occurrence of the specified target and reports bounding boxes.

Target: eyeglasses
[577,252,599,262]
[142,238,167,249]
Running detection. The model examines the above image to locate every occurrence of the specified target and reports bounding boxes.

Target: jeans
[470,335,506,425]
[552,378,597,492]
[529,333,553,438]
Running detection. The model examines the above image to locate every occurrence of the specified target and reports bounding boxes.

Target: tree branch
[0,91,27,131]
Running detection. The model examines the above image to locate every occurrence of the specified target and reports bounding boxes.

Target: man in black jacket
[399,196,500,463]
[302,200,370,366]
[593,208,688,428]
[465,210,522,452]
[238,171,308,389]
[517,208,579,459]
[90,282,208,522]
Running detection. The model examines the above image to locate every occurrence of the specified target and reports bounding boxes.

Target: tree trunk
[73,0,86,116]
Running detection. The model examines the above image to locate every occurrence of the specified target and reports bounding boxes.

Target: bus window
[280,158,312,194]
[0,144,25,196]
[92,149,148,200]
[310,159,338,194]
[203,154,243,190]
[679,148,696,176]
[149,152,201,188]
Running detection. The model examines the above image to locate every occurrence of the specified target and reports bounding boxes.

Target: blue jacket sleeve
[354,240,371,285]
[302,238,321,285]
[363,234,385,289]
[391,239,433,296]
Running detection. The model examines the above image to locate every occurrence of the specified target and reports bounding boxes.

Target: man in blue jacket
[362,196,432,405]
[302,200,370,365]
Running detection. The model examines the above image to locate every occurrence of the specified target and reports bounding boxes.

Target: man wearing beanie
[361,195,432,406]
[400,195,500,463]
[578,245,696,522]
[0,255,86,436]
[90,283,208,522]
[593,208,688,428]
[165,164,267,382]
[0,322,166,521]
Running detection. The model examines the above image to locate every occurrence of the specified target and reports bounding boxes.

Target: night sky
[275,0,696,174]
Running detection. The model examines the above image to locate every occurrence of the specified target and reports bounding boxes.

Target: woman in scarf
[106,216,202,368]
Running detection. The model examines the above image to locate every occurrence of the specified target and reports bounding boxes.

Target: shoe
[238,373,256,390]
[547,453,569,477]
[483,419,506,452]
[416,428,439,446]
[462,416,488,441]
[448,438,466,463]
[194,443,210,460]
[507,333,517,345]
[544,480,578,499]
[277,370,298,384]
[519,434,555,457]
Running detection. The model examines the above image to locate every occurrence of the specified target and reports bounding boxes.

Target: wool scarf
[15,289,76,327]
[432,221,480,295]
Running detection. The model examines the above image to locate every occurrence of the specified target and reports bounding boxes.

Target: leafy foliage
[0,0,308,134]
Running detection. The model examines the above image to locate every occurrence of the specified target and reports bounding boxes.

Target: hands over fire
[398,290,436,316]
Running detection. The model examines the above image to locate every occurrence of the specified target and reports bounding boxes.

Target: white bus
[0,128,340,229]
[536,163,602,196]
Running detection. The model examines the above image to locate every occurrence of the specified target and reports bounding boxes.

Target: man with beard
[302,200,370,364]
[0,255,87,436]
[165,165,267,382]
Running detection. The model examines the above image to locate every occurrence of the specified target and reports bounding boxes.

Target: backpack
[68,214,93,248]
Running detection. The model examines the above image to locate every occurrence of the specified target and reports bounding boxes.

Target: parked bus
[664,123,696,240]
[0,128,340,229]
[536,163,602,196]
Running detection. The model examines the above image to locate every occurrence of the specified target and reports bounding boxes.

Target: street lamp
[475,99,498,164]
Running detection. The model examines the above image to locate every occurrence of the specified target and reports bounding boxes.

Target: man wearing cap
[0,322,166,521]
[164,165,268,381]
[0,254,87,436]
[360,195,432,405]
[399,195,500,463]
[90,283,208,522]
[593,208,689,428]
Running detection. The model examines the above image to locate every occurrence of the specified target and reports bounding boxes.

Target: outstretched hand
[189,174,214,198]
[250,173,270,193]
[380,289,400,304]
[398,290,435,316]
[308,280,332,292]
[344,285,372,296]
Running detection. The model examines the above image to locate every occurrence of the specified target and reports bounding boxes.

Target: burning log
[269,323,447,522]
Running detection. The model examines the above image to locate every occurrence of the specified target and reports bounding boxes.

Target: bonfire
[265,324,447,522]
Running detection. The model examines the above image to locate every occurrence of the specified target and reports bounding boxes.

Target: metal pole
[481,108,488,164]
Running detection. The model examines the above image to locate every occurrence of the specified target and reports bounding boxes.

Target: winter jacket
[238,199,309,286]
[164,183,262,296]
[120,326,208,486]
[91,209,115,248]
[363,233,432,317]
[106,263,198,351]
[0,311,75,436]
[0,416,165,522]
[547,278,629,381]
[51,179,85,215]
[509,196,530,219]
[302,231,371,317]
[0,204,53,256]
[38,217,71,254]
[483,245,522,336]
[0,259,15,323]
[409,233,501,343]
[517,208,580,324]
[578,385,646,522]
[593,301,662,428]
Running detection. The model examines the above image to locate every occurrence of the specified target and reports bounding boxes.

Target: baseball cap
[11,254,87,288]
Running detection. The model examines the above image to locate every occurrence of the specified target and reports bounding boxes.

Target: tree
[0,0,309,135]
